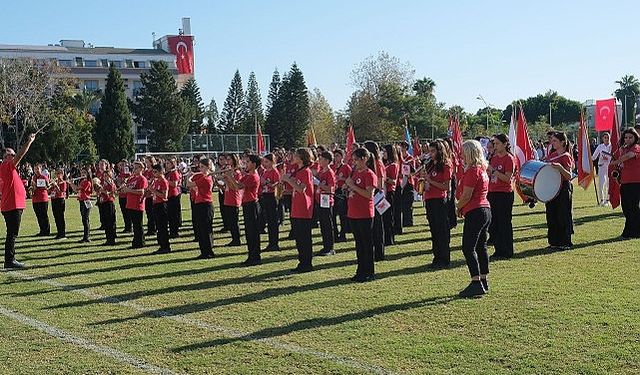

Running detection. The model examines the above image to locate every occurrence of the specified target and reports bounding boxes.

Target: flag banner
[595,98,616,132]
[345,124,356,161]
[577,112,594,189]
[256,123,265,155]
[514,105,536,203]
[404,126,414,156]
[608,109,621,209]
[447,115,464,199]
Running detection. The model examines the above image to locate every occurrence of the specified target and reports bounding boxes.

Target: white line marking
[6,271,395,375]
[0,305,178,375]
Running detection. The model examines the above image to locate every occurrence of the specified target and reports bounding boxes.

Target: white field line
[8,271,396,375]
[0,305,178,375]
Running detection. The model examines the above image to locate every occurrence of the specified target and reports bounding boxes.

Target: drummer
[545,132,574,250]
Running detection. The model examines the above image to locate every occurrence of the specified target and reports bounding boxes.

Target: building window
[133,61,146,68]
[101,59,108,67]
[133,80,143,96]
[84,60,98,67]
[125,59,133,68]
[58,60,73,67]
[75,57,83,67]
[84,80,99,91]
[109,60,122,68]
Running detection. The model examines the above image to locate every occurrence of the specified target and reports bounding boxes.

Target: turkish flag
[513,105,536,202]
[167,36,194,74]
[595,98,616,132]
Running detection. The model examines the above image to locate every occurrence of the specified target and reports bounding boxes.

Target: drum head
[534,165,562,202]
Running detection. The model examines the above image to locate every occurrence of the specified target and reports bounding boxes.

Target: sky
[2,0,637,114]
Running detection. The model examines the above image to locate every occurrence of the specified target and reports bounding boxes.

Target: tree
[350,51,415,96]
[269,63,310,148]
[219,70,245,133]
[614,75,640,126]
[132,61,189,152]
[502,91,581,128]
[180,77,205,133]
[72,89,102,114]
[264,69,281,142]
[241,71,264,133]
[95,67,134,161]
[413,77,436,99]
[204,98,219,134]
[309,88,336,145]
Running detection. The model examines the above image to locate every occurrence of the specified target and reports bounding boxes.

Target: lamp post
[476,95,491,132]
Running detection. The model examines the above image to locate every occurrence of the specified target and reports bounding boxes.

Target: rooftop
[0,43,171,56]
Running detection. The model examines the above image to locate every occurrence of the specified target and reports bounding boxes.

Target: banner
[608,109,621,209]
[595,98,616,132]
[167,35,194,74]
[577,112,594,189]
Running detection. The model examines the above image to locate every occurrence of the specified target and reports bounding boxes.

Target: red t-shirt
[152,177,169,204]
[52,180,67,199]
[31,174,50,203]
[461,166,490,216]
[385,163,399,193]
[374,159,386,190]
[548,151,574,182]
[241,171,260,204]
[347,168,377,219]
[165,170,182,198]
[223,170,243,207]
[77,179,93,202]
[423,164,452,200]
[489,154,515,193]
[0,160,27,212]
[99,179,116,203]
[619,144,640,184]
[398,155,415,187]
[333,163,352,189]
[125,175,147,211]
[117,172,131,198]
[315,167,335,205]
[291,167,314,219]
[283,162,298,194]
[260,168,280,194]
[193,173,213,204]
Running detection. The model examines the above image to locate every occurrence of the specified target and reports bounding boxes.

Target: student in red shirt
[420,140,453,269]
[215,153,229,233]
[1,133,35,269]
[165,157,182,238]
[456,140,492,297]
[222,154,243,246]
[50,168,68,239]
[98,167,118,246]
[121,161,148,249]
[283,151,299,240]
[546,132,575,250]
[364,141,386,261]
[315,151,336,256]
[95,159,108,232]
[30,163,51,236]
[346,147,378,282]
[226,154,262,265]
[610,128,640,239]
[487,134,516,259]
[150,163,171,254]
[382,144,399,246]
[188,155,202,242]
[115,159,132,233]
[331,149,351,242]
[259,154,281,252]
[187,157,215,259]
[68,167,94,243]
[395,141,415,234]
[143,156,157,236]
[281,148,315,273]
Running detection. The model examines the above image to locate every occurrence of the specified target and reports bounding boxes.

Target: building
[0,18,195,150]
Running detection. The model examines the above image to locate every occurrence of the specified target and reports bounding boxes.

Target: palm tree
[413,77,436,99]
[72,89,102,115]
[614,75,640,126]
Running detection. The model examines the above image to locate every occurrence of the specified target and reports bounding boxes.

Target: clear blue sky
[3,0,637,113]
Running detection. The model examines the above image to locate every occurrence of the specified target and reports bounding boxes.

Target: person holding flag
[609,128,640,239]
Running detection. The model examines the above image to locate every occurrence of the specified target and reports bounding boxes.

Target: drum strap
[547,152,571,163]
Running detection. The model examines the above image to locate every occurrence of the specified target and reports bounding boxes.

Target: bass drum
[518,160,562,203]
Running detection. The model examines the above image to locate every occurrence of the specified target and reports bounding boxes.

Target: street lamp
[476,95,491,132]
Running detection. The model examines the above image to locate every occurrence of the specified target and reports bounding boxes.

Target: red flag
[256,122,265,155]
[577,112,594,189]
[413,137,422,157]
[595,98,616,132]
[513,105,536,203]
[608,108,621,208]
[345,123,356,161]
[448,115,464,198]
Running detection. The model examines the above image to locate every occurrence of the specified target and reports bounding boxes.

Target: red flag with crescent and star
[595,98,616,132]
[167,36,194,75]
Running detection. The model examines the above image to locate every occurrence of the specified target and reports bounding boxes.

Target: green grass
[0,188,638,374]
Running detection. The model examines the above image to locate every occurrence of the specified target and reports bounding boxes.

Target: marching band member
[283,151,298,240]
[121,161,147,249]
[143,156,157,236]
[346,147,378,282]
[98,167,117,246]
[223,154,243,246]
[487,134,516,259]
[216,153,229,233]
[456,140,491,297]
[50,168,67,239]
[396,141,415,233]
[94,159,107,231]
[187,158,215,259]
[259,154,281,252]
[315,151,336,256]
[30,163,51,236]
[421,139,453,269]
[281,148,315,273]
[68,167,94,244]
[150,163,171,254]
[116,160,132,233]
[188,155,201,242]
[364,141,386,261]
[443,138,458,229]
[546,132,575,250]
[591,132,612,206]
[382,144,399,246]
[332,149,351,242]
[165,157,182,238]
[610,128,640,239]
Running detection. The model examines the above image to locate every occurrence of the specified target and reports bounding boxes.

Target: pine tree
[132,61,189,152]
[241,72,264,133]
[272,63,310,148]
[95,67,134,161]
[205,98,219,134]
[180,77,205,133]
[265,69,281,144]
[219,70,245,133]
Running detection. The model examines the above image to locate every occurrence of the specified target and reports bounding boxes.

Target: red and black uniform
[152,176,171,252]
[395,154,416,233]
[165,169,182,238]
[460,165,491,278]
[372,159,386,261]
[332,162,352,241]
[143,168,156,235]
[126,174,148,248]
[291,166,314,271]
[348,167,378,280]
[259,167,281,251]
[77,178,93,242]
[315,167,336,254]
[422,163,453,266]
[192,172,215,258]
[223,170,243,245]
[241,171,261,262]
[50,179,67,238]
[487,153,516,258]
[616,144,640,238]
[99,177,117,245]
[0,159,27,265]
[116,169,132,232]
[383,161,399,246]
[31,173,50,236]
[545,151,574,248]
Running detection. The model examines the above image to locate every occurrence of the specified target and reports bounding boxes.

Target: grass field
[0,187,638,375]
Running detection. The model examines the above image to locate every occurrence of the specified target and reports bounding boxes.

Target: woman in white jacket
[592,132,612,206]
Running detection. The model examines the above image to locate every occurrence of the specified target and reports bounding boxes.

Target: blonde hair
[462,140,487,168]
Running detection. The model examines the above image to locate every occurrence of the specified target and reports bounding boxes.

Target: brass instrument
[415,179,426,195]
[274,182,284,200]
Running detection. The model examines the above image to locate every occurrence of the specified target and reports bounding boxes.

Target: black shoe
[263,246,280,252]
[78,238,90,243]
[217,228,229,233]
[121,229,132,234]
[145,231,157,237]
[130,243,145,249]
[152,248,171,255]
[242,258,262,266]
[352,274,375,283]
[4,260,25,269]
[196,253,214,259]
[226,240,241,246]
[55,235,66,240]
[316,249,336,256]
[384,241,395,246]
[480,278,489,291]
[459,281,486,298]
[292,265,313,273]
[374,255,385,262]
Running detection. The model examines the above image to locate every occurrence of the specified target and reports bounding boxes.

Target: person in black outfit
[545,132,575,250]
[610,128,640,239]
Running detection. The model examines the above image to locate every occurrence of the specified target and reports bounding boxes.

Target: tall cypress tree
[180,77,205,133]
[265,69,282,145]
[133,61,189,151]
[95,67,134,160]
[274,63,310,148]
[205,98,219,134]
[241,72,264,133]
[219,70,245,133]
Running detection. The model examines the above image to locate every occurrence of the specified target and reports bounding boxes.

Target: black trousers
[291,218,313,269]
[545,182,573,247]
[33,201,50,235]
[102,201,117,243]
[401,183,415,227]
[194,202,214,256]
[487,192,514,258]
[425,198,451,265]
[129,209,145,248]
[373,210,385,261]
[260,193,280,249]
[447,180,458,229]
[621,183,640,238]
[167,195,182,237]
[351,217,374,277]
[2,209,23,264]
[218,190,228,230]
[154,202,171,251]
[393,188,403,234]
[190,200,199,240]
[79,201,91,240]
[119,197,132,231]
[145,197,156,234]
[382,191,395,245]
[97,201,105,229]
[462,207,491,278]
[51,198,66,237]
[316,204,334,251]
[242,201,261,260]
[224,205,241,243]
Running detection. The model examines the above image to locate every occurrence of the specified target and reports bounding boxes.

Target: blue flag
[404,127,414,156]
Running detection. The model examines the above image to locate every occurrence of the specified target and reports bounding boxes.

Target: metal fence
[182,134,271,153]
